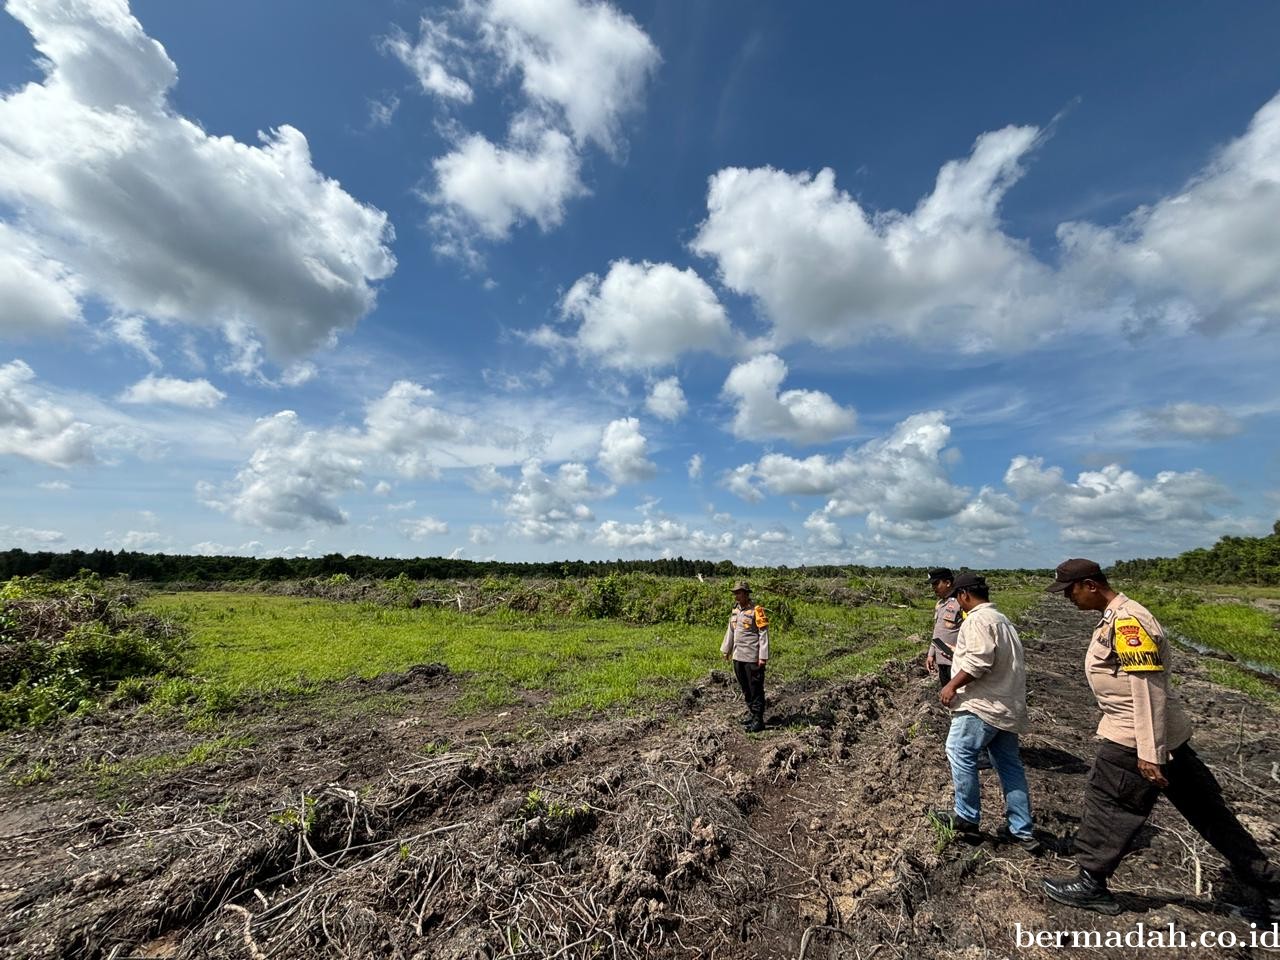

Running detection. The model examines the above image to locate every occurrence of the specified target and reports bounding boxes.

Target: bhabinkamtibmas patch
[753,605,768,628]
[1113,617,1163,672]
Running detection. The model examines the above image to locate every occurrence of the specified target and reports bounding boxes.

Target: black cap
[948,572,987,597]
[926,567,954,584]
[1046,558,1104,593]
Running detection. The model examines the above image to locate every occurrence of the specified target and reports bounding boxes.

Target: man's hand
[1137,759,1168,788]
[939,681,958,707]
[722,652,730,660]
[926,651,936,674]
[756,659,765,668]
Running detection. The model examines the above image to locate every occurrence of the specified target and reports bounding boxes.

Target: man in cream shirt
[933,572,1039,852]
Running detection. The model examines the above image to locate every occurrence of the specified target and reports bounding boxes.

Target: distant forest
[0,549,900,583]
[1110,520,1280,585]
[3,520,1277,584]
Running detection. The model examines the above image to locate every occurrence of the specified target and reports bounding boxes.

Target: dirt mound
[2,598,1277,959]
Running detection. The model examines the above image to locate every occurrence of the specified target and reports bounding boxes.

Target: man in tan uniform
[722,580,769,733]
[1042,559,1280,917]
[925,567,963,686]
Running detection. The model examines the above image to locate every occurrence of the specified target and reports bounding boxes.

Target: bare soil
[2,598,1278,959]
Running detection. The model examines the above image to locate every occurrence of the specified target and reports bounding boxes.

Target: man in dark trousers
[1042,558,1280,917]
[722,580,769,733]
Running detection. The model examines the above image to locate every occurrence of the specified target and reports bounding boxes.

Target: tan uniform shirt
[950,602,1028,733]
[932,597,963,665]
[721,602,770,663]
[1086,593,1192,764]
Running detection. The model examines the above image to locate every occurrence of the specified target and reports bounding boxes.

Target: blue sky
[2,0,1279,567]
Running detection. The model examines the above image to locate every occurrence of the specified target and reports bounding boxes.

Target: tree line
[6,519,1275,585]
[1110,520,1280,585]
[0,548,927,583]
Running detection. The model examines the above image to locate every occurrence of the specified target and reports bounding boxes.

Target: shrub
[0,575,189,730]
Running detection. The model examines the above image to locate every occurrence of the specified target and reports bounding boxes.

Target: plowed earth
[2,598,1278,959]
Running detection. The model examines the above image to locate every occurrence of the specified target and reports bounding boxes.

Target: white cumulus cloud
[479,0,659,152]
[0,0,396,359]
[645,376,688,422]
[1003,455,1066,500]
[951,487,1025,545]
[594,517,688,549]
[803,512,846,548]
[864,511,943,543]
[722,353,856,445]
[0,359,95,467]
[197,410,364,530]
[534,259,731,369]
[357,380,465,479]
[1060,90,1280,335]
[597,417,656,484]
[731,413,968,543]
[0,222,82,336]
[399,0,659,259]
[119,375,225,408]
[430,123,586,255]
[503,459,611,542]
[692,126,1058,351]
[401,516,450,540]
[1040,464,1234,528]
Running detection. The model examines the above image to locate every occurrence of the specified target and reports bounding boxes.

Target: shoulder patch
[1113,616,1163,672]
[942,600,963,627]
[753,605,768,628]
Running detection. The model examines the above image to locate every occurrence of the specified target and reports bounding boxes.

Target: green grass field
[1123,584,1280,706]
[145,586,1027,715]
[1124,582,1280,670]
[1144,597,1280,671]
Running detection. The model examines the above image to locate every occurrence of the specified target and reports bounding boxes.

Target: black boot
[738,711,754,726]
[1221,869,1280,924]
[1042,869,1121,915]
[744,711,765,733]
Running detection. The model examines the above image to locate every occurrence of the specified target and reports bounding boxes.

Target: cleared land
[1,575,1277,959]
[144,590,929,713]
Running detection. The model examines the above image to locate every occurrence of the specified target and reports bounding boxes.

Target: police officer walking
[1041,559,1280,916]
[925,567,963,685]
[722,580,769,733]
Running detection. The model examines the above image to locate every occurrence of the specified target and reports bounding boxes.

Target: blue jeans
[946,711,1033,837]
